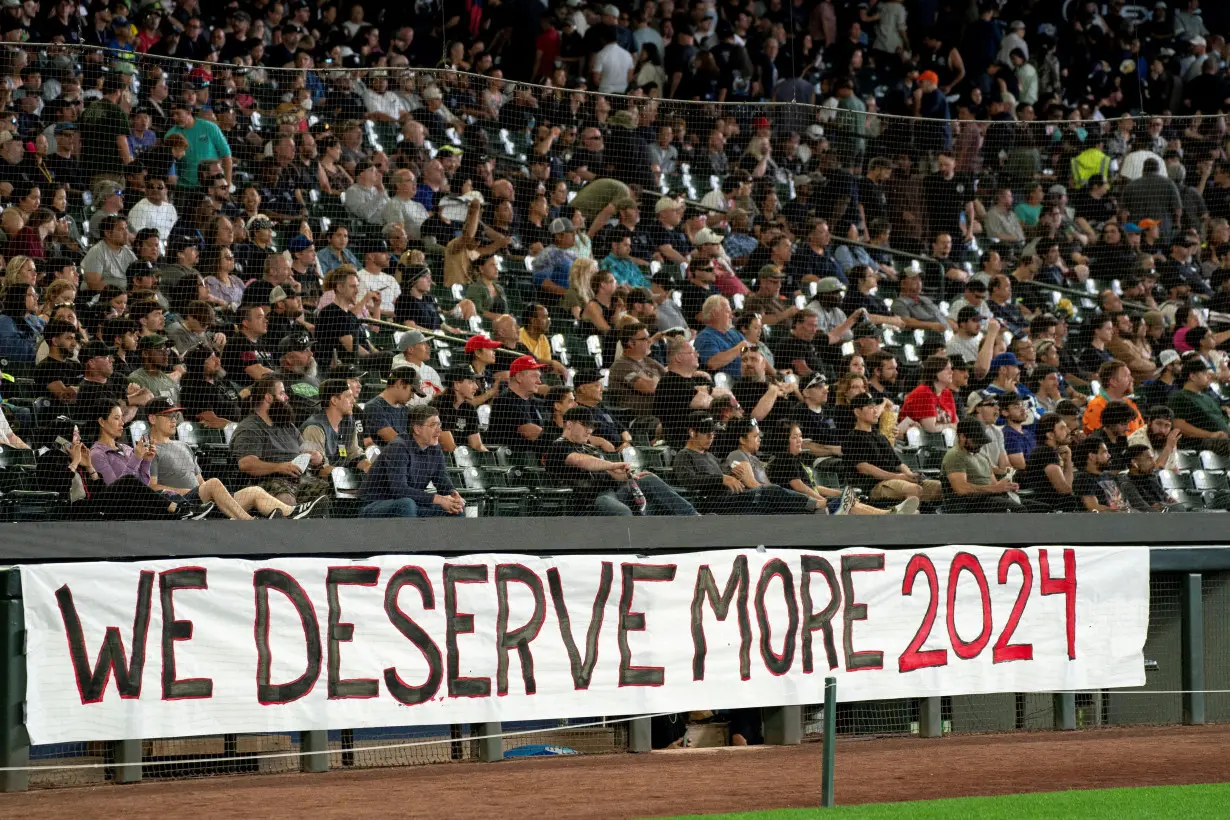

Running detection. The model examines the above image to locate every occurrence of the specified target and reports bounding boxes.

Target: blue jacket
[360,437,453,504]
[0,314,41,362]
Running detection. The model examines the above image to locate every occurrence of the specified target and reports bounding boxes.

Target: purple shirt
[90,441,152,486]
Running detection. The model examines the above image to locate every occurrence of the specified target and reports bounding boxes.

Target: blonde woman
[38,279,76,320]
[4,254,35,290]
[562,257,598,319]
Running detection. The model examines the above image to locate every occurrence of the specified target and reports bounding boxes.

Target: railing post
[111,739,141,784]
[0,569,28,792]
[918,696,943,738]
[629,716,652,753]
[475,722,502,762]
[763,705,802,745]
[1181,572,1205,726]
[1053,693,1076,730]
[820,677,836,808]
[300,730,329,773]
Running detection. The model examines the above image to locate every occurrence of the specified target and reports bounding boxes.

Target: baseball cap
[146,396,183,416]
[1122,222,1142,234]
[973,392,1000,408]
[287,234,313,254]
[919,70,940,84]
[247,214,275,232]
[693,227,723,246]
[268,285,290,305]
[814,276,845,293]
[1182,357,1211,379]
[397,329,428,350]
[1137,218,1160,229]
[758,264,784,279]
[80,340,114,360]
[956,417,990,448]
[441,365,478,389]
[278,331,312,354]
[687,412,716,434]
[802,372,827,390]
[848,392,879,410]
[563,406,595,426]
[92,179,123,200]
[1159,349,1181,367]
[549,217,573,234]
[126,260,156,282]
[990,352,1021,371]
[654,196,681,214]
[509,355,548,376]
[53,121,78,134]
[463,334,502,354]
[571,366,604,387]
[137,334,169,350]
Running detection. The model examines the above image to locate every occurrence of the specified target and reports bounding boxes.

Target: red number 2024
[898,548,1076,673]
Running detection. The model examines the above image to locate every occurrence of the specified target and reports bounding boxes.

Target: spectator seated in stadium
[34,318,81,417]
[694,294,748,380]
[300,379,369,475]
[844,393,942,503]
[179,345,242,429]
[77,339,149,425]
[1168,357,1230,457]
[1019,413,1081,512]
[532,218,580,306]
[731,346,795,425]
[1127,405,1181,474]
[315,266,397,373]
[359,404,464,519]
[391,329,443,406]
[1117,444,1178,513]
[900,356,959,435]
[128,333,180,405]
[999,394,1036,471]
[571,366,632,452]
[1072,436,1128,513]
[545,406,696,517]
[606,322,665,417]
[220,304,275,390]
[431,366,487,454]
[0,282,41,361]
[654,337,716,448]
[941,418,1025,514]
[363,367,423,444]
[487,355,549,456]
[144,397,315,520]
[230,376,331,507]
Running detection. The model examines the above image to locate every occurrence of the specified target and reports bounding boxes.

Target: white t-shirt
[357,269,401,315]
[874,2,908,54]
[592,43,635,94]
[390,357,443,406]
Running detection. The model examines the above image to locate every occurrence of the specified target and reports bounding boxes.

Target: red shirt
[535,29,561,79]
[901,384,957,425]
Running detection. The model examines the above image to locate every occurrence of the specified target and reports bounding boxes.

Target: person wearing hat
[644,195,690,265]
[343,157,391,228]
[76,339,138,422]
[572,365,632,451]
[545,405,695,517]
[360,366,421,444]
[273,331,321,421]
[430,365,487,453]
[1136,349,1183,411]
[264,284,306,341]
[384,328,439,407]
[128,333,180,405]
[941,417,1025,513]
[530,216,581,303]
[1168,356,1230,455]
[843,391,943,502]
[487,355,550,455]
[354,237,398,320]
[165,300,222,360]
[459,333,503,404]
[180,345,243,429]
[165,98,233,190]
[598,225,650,289]
[976,352,1040,427]
[126,174,178,243]
[234,214,277,280]
[300,378,367,476]
[159,231,207,292]
[742,264,798,327]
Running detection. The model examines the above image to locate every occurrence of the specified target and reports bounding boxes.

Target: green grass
[661,783,1230,819]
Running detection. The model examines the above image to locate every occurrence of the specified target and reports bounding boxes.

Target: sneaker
[266,508,287,519]
[835,486,858,515]
[182,502,217,520]
[891,497,921,515]
[289,496,330,519]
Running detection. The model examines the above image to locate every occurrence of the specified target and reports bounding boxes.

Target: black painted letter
[444,564,492,697]
[547,563,612,691]
[754,558,799,675]
[254,569,322,704]
[326,567,381,699]
[159,568,213,700]
[384,566,443,706]
[618,563,676,686]
[495,564,546,696]
[800,555,842,673]
[690,556,751,681]
[841,554,886,671]
[56,571,154,704]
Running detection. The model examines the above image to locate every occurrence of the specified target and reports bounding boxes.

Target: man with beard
[128,334,181,404]
[1127,405,1183,473]
[180,345,243,428]
[221,304,276,389]
[274,332,321,421]
[230,375,331,507]
[266,286,309,340]
[1020,413,1082,512]
[319,267,397,372]
[941,418,1024,513]
[103,316,141,379]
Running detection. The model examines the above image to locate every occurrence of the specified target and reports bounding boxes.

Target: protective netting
[0,35,1226,524]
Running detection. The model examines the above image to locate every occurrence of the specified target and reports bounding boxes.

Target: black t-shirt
[77,377,127,419]
[34,357,82,415]
[1091,429,1132,471]
[922,173,972,237]
[654,370,706,448]
[544,437,616,504]
[363,395,407,440]
[766,451,810,490]
[793,404,840,448]
[241,279,275,307]
[432,395,481,444]
[488,391,546,452]
[842,428,901,491]
[180,376,243,423]
[315,303,365,369]
[773,334,829,378]
[394,292,444,330]
[1073,470,1115,509]
[1021,443,1062,498]
[679,282,713,328]
[643,221,692,259]
[813,168,860,230]
[1071,190,1116,227]
[220,331,274,389]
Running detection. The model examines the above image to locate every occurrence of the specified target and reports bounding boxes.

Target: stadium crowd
[3,0,1230,520]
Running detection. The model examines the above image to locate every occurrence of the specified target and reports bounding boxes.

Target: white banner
[20,546,1148,744]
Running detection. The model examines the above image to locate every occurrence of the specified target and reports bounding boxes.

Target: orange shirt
[1082,393,1144,435]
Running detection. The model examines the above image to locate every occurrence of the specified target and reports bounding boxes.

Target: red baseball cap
[919,70,940,85]
[753,116,771,130]
[464,334,503,354]
[509,355,548,376]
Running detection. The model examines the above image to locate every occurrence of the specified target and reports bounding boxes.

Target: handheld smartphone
[54,436,71,450]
